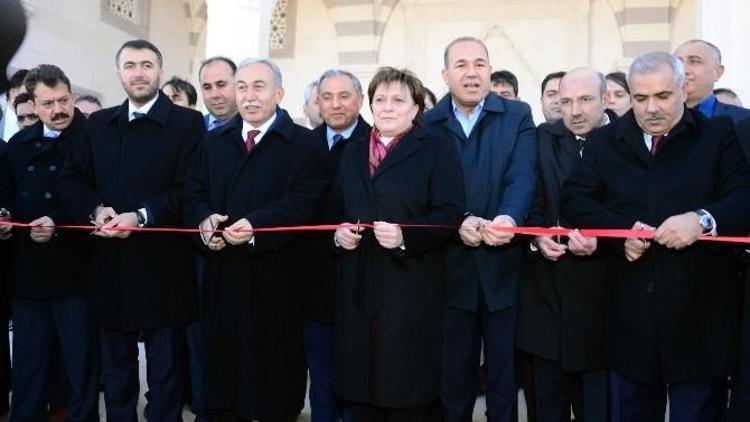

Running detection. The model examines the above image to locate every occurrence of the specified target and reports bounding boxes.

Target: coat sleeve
[244,139,330,253]
[0,141,14,214]
[397,137,465,257]
[58,119,103,223]
[495,106,537,225]
[183,135,214,249]
[140,113,205,226]
[701,122,750,235]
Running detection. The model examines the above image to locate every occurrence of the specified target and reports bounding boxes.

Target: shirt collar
[207,113,224,129]
[326,120,358,145]
[241,111,278,145]
[128,95,159,121]
[451,99,484,119]
[695,93,717,119]
[43,124,61,138]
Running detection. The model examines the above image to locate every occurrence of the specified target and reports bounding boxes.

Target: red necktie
[245,129,260,153]
[650,134,664,155]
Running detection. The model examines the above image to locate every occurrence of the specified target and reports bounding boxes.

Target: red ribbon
[2,221,750,244]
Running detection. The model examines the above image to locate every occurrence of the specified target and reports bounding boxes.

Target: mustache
[51,112,70,121]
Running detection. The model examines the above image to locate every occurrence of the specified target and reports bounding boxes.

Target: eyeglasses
[17,113,39,123]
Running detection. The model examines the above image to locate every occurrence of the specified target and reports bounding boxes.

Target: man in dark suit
[58,39,205,420]
[0,137,8,417]
[184,58,327,422]
[199,56,237,131]
[424,36,537,422]
[0,64,99,421]
[518,68,614,422]
[305,68,370,422]
[674,39,750,122]
[560,51,750,422]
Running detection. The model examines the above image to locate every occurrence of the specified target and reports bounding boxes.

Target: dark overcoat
[331,126,465,407]
[517,117,612,372]
[0,111,90,298]
[302,116,371,324]
[183,110,328,420]
[58,92,204,331]
[560,108,750,383]
[423,93,537,313]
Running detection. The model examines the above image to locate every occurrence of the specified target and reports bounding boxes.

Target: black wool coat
[330,126,465,407]
[183,109,328,420]
[0,111,91,298]
[302,116,371,324]
[58,92,204,331]
[560,108,750,383]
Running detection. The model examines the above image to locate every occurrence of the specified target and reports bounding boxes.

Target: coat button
[48,165,57,172]
[34,142,42,148]
[21,191,29,198]
[44,192,52,200]
[646,282,655,293]
[27,165,34,172]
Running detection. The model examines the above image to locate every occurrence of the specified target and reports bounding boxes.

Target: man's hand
[29,216,54,243]
[480,215,516,246]
[0,208,12,240]
[200,213,228,251]
[373,221,403,249]
[96,212,138,239]
[459,216,487,247]
[223,218,254,245]
[624,221,654,262]
[334,223,364,250]
[567,230,597,256]
[653,212,702,250]
[536,235,567,261]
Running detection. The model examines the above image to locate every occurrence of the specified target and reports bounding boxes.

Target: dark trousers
[349,401,441,422]
[442,298,518,422]
[100,325,184,422]
[304,320,352,422]
[533,356,607,422]
[186,252,209,420]
[0,318,10,415]
[610,371,723,422]
[10,297,99,422]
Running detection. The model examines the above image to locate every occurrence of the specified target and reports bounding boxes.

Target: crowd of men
[0,34,749,422]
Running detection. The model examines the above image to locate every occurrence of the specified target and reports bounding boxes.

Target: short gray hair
[303,80,318,104]
[317,69,363,96]
[627,51,685,87]
[443,36,489,69]
[237,58,283,88]
[683,39,722,63]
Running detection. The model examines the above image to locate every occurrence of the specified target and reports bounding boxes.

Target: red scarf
[368,127,410,177]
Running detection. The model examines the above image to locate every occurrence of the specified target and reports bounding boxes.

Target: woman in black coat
[332,67,465,422]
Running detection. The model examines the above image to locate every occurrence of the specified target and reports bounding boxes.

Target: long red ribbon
[2,221,750,244]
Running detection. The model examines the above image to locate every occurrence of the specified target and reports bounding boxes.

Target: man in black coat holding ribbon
[561,51,750,422]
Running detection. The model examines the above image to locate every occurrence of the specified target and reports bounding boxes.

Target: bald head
[674,40,724,107]
[559,68,608,136]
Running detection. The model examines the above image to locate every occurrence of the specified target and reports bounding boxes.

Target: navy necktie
[331,134,344,150]
[212,119,225,130]
[132,111,146,120]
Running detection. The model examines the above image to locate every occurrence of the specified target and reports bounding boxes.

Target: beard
[123,79,160,105]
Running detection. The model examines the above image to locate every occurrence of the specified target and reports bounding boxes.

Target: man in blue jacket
[424,36,537,422]
[674,39,750,122]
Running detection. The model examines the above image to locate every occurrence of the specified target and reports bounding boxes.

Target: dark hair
[199,56,237,79]
[75,94,102,107]
[24,64,72,99]
[713,87,738,98]
[368,67,426,124]
[424,87,438,107]
[115,39,163,67]
[162,76,198,106]
[540,71,566,96]
[9,69,28,90]
[605,71,629,94]
[491,70,519,96]
[13,92,32,109]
